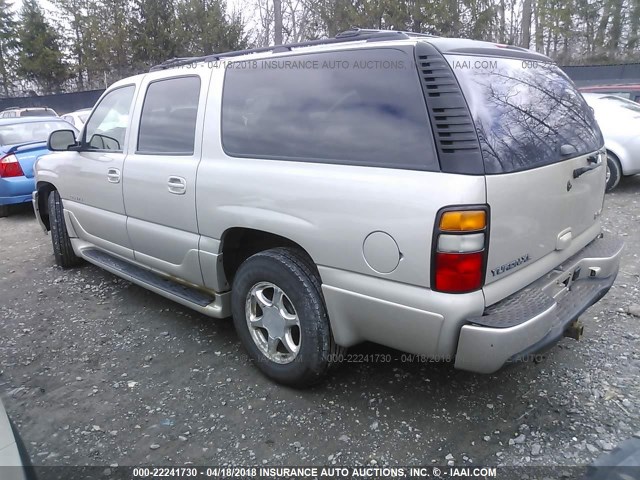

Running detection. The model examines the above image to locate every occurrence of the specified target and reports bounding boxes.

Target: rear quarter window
[448,55,603,174]
[221,48,438,171]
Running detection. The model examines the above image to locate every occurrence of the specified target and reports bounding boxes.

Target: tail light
[0,154,24,178]
[432,207,489,293]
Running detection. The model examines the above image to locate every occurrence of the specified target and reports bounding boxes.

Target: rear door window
[448,55,603,174]
[221,48,437,171]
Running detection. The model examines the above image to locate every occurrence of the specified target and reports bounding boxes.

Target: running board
[81,248,231,318]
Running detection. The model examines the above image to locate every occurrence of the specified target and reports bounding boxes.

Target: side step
[81,249,230,318]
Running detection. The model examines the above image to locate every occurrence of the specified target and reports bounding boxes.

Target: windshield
[21,109,57,117]
[0,120,77,145]
[598,95,640,113]
[448,55,603,174]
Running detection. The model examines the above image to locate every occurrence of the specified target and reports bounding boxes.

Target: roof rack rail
[150,28,436,72]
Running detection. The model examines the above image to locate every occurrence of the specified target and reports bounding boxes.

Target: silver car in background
[61,108,92,130]
[582,93,640,191]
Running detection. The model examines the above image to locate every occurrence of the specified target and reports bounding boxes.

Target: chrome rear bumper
[455,234,624,373]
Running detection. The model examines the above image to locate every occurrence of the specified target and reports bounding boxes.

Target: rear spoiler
[7,141,47,154]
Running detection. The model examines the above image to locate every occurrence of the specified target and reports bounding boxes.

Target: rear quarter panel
[197,68,487,289]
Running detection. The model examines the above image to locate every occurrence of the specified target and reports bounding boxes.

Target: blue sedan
[0,117,78,217]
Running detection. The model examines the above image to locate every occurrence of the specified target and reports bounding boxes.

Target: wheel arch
[219,227,319,285]
[35,181,57,231]
[604,146,627,175]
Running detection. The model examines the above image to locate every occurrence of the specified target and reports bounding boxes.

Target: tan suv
[33,29,623,387]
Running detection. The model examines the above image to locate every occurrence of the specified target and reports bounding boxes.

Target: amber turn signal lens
[440,210,486,232]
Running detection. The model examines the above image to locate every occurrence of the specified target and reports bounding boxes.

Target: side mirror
[48,129,77,151]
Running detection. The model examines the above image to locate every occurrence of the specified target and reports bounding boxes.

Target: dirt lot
[1,178,639,475]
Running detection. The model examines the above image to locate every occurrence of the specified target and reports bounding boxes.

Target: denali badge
[491,254,531,277]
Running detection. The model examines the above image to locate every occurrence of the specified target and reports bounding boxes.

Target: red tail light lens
[0,154,24,178]
[432,206,489,294]
[434,252,484,293]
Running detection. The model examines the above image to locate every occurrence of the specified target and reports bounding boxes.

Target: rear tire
[48,190,82,268]
[231,247,344,388]
[605,152,622,192]
[0,204,9,218]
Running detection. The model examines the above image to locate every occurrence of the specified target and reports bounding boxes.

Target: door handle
[573,152,603,178]
[573,162,601,178]
[167,176,187,195]
[107,168,121,183]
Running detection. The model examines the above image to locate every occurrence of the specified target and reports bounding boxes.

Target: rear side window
[221,49,437,170]
[449,55,603,174]
[138,76,200,155]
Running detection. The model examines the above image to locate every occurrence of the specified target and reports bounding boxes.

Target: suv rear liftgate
[415,42,623,372]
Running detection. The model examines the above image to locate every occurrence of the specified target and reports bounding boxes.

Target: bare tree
[522,0,532,47]
[274,0,283,44]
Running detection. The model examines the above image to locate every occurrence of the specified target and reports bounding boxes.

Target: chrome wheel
[245,282,301,364]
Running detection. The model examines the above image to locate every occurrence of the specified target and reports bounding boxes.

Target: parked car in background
[582,92,640,191]
[34,29,622,387]
[579,84,640,103]
[0,398,32,480]
[61,108,92,129]
[0,107,58,119]
[0,118,78,217]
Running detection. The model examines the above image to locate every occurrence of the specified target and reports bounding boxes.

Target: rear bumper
[454,234,624,374]
[0,176,34,206]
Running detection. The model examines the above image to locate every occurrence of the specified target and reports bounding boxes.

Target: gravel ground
[0,177,639,474]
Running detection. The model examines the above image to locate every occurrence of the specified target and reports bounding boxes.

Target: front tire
[0,204,9,218]
[48,190,82,268]
[231,247,343,388]
[605,152,622,192]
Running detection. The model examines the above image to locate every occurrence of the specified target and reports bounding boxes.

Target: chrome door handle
[167,176,187,195]
[107,168,121,183]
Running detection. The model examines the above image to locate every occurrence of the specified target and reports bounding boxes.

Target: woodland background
[1,0,639,97]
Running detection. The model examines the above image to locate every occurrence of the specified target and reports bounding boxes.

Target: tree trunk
[627,0,640,51]
[607,0,624,53]
[0,45,9,97]
[499,0,506,43]
[535,0,545,52]
[594,0,611,52]
[274,0,283,44]
[522,0,532,48]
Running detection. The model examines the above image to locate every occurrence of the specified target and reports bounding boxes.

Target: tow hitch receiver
[564,320,584,341]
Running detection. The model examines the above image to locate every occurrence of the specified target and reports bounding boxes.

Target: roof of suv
[148,28,551,73]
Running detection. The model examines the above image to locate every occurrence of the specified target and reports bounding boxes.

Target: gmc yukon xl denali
[33,29,623,387]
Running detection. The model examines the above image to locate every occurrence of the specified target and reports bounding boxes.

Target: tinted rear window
[448,55,603,174]
[597,95,640,113]
[221,48,437,170]
[21,110,56,117]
